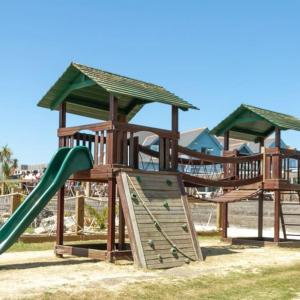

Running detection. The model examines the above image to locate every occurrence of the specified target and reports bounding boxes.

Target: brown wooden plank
[136,217,188,224]
[94,131,99,166]
[118,172,146,268]
[116,174,140,265]
[123,131,128,165]
[177,175,203,260]
[55,245,107,260]
[139,231,192,239]
[143,244,195,252]
[128,189,182,199]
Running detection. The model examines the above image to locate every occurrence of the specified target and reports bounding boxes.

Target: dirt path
[1,239,300,299]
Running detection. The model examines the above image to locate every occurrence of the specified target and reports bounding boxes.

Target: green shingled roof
[37,62,198,121]
[210,104,300,142]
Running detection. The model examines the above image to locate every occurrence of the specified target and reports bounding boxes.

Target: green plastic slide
[0,146,93,254]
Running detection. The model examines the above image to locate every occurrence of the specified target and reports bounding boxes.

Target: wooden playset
[2,62,300,269]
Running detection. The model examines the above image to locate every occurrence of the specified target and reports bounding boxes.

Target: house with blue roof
[143,128,223,155]
[137,127,296,173]
[139,128,223,172]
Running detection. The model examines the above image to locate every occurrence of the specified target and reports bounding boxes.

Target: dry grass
[3,236,300,300]
[38,263,300,300]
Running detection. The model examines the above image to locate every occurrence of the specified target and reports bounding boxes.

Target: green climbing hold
[166,179,173,186]
[181,223,188,232]
[158,254,163,262]
[154,221,161,231]
[148,239,155,248]
[163,200,170,210]
[131,192,139,204]
[170,247,177,256]
[136,176,142,183]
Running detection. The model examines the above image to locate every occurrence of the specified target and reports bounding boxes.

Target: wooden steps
[280,200,300,240]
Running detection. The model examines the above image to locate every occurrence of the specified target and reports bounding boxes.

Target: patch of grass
[85,204,108,230]
[7,239,108,253]
[8,241,54,252]
[198,231,221,238]
[24,227,35,234]
[38,263,300,300]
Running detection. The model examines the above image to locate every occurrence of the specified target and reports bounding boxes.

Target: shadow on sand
[0,258,99,271]
[201,246,239,259]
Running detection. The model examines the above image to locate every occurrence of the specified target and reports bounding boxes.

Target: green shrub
[85,204,108,230]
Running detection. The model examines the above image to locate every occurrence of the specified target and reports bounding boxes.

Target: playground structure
[1,62,300,268]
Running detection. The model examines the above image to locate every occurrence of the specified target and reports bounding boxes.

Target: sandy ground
[1,238,300,299]
[196,224,300,240]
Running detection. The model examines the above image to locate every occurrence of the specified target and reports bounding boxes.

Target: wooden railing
[265,148,300,184]
[223,150,262,181]
[58,121,178,170]
[138,145,263,185]
[58,121,112,167]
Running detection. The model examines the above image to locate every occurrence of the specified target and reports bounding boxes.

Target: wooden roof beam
[50,79,96,110]
[229,127,268,138]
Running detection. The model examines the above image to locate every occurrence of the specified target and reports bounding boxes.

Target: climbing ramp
[117,171,203,269]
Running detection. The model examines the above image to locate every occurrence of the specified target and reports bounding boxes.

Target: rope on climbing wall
[126,174,196,262]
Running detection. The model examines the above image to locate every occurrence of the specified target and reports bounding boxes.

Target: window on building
[200,147,213,155]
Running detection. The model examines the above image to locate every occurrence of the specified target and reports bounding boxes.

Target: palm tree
[0,145,18,179]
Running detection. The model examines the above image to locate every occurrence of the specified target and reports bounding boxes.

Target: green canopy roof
[37,62,198,121]
[210,104,300,142]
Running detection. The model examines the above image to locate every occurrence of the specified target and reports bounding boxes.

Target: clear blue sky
[1,1,300,164]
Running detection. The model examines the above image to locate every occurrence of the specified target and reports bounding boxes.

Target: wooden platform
[202,188,262,203]
[117,171,202,269]
[55,242,132,261]
[223,237,300,248]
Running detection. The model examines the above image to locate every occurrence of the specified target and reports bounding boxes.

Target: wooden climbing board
[117,171,202,269]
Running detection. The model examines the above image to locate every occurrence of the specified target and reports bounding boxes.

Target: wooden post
[159,138,165,171]
[171,106,179,171]
[75,191,84,235]
[222,203,228,239]
[118,113,127,250]
[223,131,229,152]
[56,102,66,251]
[133,137,139,169]
[118,195,125,250]
[258,192,264,239]
[10,193,21,214]
[107,177,116,261]
[216,204,222,231]
[85,182,91,197]
[107,94,118,164]
[275,127,281,148]
[221,131,230,238]
[258,138,264,240]
[274,127,281,242]
[274,191,280,242]
[107,94,118,261]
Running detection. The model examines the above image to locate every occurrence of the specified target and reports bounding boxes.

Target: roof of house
[217,137,252,152]
[211,104,300,142]
[143,127,223,150]
[218,136,290,153]
[38,62,198,121]
[143,134,159,147]
[179,128,206,147]
[134,131,155,145]
[142,129,209,148]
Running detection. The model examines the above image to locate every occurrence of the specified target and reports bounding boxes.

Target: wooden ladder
[280,195,300,240]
